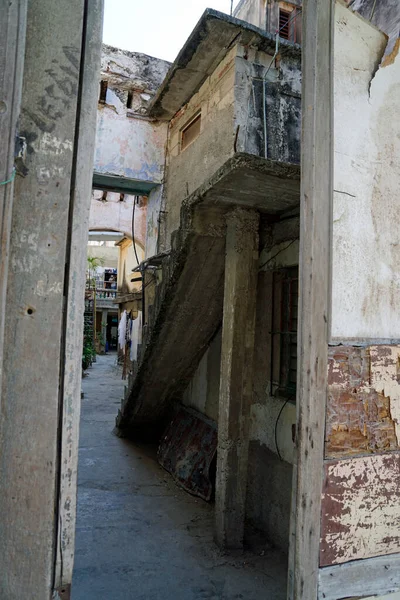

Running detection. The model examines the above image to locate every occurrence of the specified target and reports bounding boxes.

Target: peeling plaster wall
[95,103,167,183]
[94,46,169,184]
[326,345,400,459]
[332,4,400,339]
[89,192,147,247]
[320,4,400,570]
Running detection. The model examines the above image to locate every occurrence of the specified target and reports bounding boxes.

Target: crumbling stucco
[234,45,301,163]
[332,4,400,339]
[326,345,400,458]
[94,46,169,185]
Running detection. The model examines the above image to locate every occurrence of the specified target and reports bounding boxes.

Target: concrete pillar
[215,207,259,549]
[0,0,103,597]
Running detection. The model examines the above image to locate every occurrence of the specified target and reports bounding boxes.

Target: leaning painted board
[320,453,400,566]
[318,552,400,599]
[158,405,217,501]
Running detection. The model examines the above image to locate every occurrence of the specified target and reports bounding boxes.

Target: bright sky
[102,0,239,62]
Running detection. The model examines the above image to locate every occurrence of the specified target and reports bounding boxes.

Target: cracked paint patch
[320,453,400,566]
[326,346,400,458]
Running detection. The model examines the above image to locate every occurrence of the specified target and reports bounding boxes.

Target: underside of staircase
[115,153,300,440]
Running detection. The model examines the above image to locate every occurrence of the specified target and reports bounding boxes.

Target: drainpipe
[262,32,279,159]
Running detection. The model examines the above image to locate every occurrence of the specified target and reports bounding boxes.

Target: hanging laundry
[130,311,142,362]
[118,310,127,352]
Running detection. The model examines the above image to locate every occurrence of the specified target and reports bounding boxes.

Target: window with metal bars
[279,8,291,40]
[271,267,298,398]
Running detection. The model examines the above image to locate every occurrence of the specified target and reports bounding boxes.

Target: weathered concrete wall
[234,44,301,163]
[246,443,292,552]
[94,45,169,184]
[180,215,298,552]
[182,329,222,423]
[89,191,147,246]
[145,185,163,258]
[245,215,298,552]
[164,45,237,245]
[0,0,102,596]
[332,3,400,339]
[163,41,301,248]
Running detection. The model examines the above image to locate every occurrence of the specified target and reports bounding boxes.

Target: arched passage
[89,190,147,249]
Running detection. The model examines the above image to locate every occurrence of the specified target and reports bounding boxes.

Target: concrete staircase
[115,202,226,439]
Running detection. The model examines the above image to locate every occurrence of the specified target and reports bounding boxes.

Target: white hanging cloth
[118,310,127,352]
[130,311,142,361]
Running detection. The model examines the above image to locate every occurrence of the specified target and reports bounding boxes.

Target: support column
[215,207,259,549]
[0,0,103,598]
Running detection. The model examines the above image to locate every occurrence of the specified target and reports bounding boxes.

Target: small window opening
[180,112,201,152]
[271,266,298,399]
[279,9,291,40]
[99,80,108,104]
[119,193,125,202]
[127,91,133,109]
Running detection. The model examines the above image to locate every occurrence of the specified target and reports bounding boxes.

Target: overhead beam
[93,172,159,196]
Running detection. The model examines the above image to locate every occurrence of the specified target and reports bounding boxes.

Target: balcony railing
[95,287,117,300]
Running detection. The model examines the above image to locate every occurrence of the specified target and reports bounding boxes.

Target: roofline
[148,8,301,120]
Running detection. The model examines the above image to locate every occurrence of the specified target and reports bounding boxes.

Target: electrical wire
[259,239,297,271]
[369,0,377,21]
[0,167,16,186]
[275,398,290,461]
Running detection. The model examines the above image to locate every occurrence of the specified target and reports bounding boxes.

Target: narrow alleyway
[72,354,287,600]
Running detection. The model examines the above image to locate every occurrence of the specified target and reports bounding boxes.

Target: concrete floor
[72,353,288,600]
